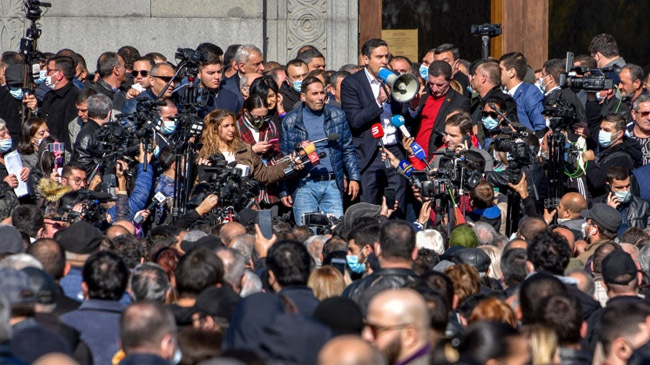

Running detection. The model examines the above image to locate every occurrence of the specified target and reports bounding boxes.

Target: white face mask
[45,71,59,89]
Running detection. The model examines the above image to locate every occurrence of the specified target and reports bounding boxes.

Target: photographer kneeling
[583,114,642,198]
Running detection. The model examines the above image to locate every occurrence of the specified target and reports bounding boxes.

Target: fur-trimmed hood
[37,178,72,202]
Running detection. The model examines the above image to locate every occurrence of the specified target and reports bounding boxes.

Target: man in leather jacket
[72,94,113,174]
[593,166,650,235]
[342,220,418,312]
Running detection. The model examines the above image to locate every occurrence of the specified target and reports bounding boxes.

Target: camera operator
[72,93,113,174]
[106,143,154,223]
[477,97,531,149]
[582,71,632,147]
[592,166,650,233]
[583,114,641,198]
[153,98,177,152]
[430,111,493,172]
[540,59,586,126]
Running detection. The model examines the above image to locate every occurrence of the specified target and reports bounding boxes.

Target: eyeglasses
[152,75,174,83]
[131,70,149,77]
[482,111,499,119]
[364,321,411,338]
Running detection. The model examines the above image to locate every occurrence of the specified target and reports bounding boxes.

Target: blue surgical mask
[536,76,547,93]
[153,145,160,158]
[614,189,632,204]
[346,255,366,274]
[467,85,474,94]
[173,348,182,364]
[162,120,176,135]
[419,64,428,80]
[292,80,302,93]
[596,91,606,103]
[482,116,499,130]
[9,87,23,100]
[598,130,616,148]
[34,69,47,85]
[0,138,12,152]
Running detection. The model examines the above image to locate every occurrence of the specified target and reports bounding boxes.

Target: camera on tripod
[492,130,535,183]
[470,24,502,37]
[411,152,482,199]
[543,95,577,131]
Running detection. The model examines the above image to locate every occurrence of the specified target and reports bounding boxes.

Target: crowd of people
[1,31,650,364]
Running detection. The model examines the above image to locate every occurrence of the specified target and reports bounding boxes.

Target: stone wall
[0,0,358,71]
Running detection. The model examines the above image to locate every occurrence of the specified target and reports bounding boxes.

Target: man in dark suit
[340,38,408,213]
[500,52,546,132]
[219,45,265,113]
[540,58,586,125]
[407,61,471,160]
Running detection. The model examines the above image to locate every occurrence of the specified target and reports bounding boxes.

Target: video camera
[411,150,482,199]
[57,189,114,224]
[542,94,577,130]
[471,23,502,37]
[559,67,616,92]
[492,129,535,183]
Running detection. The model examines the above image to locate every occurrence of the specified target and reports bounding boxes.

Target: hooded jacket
[586,137,642,197]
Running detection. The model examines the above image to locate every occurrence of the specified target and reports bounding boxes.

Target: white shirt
[506,81,523,97]
[364,68,398,145]
[222,151,236,163]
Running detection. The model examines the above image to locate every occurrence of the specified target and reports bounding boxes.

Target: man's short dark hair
[499,52,528,80]
[197,42,223,58]
[500,248,527,289]
[75,87,96,104]
[528,230,571,275]
[175,247,224,298]
[130,263,170,303]
[145,225,182,261]
[420,271,454,309]
[301,76,323,94]
[379,220,415,261]
[621,227,647,245]
[602,113,627,134]
[11,205,43,238]
[428,60,452,81]
[286,58,308,70]
[543,58,565,83]
[598,300,650,356]
[519,272,567,325]
[111,235,144,269]
[27,239,66,281]
[433,44,460,60]
[330,71,350,87]
[83,251,129,301]
[592,241,620,274]
[117,46,140,70]
[623,64,644,83]
[50,56,76,80]
[199,52,222,69]
[361,38,388,58]
[120,301,176,353]
[538,294,583,346]
[297,48,324,65]
[97,52,121,78]
[390,55,412,66]
[1,51,24,66]
[266,240,311,287]
[606,165,630,184]
[518,217,548,241]
[222,44,241,72]
[348,223,380,249]
[588,33,619,58]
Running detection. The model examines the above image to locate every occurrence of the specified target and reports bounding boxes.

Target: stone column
[266,0,359,70]
[0,0,26,54]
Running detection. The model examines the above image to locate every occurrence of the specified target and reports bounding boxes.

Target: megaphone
[377,68,418,103]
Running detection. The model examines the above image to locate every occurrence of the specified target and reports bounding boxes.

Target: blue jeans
[293,178,344,225]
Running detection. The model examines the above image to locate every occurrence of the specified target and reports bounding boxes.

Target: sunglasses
[131,70,149,77]
[635,110,650,117]
[482,111,499,119]
[152,75,174,83]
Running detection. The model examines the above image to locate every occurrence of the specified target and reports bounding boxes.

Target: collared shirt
[544,86,560,97]
[363,68,398,145]
[394,343,431,365]
[506,81,523,96]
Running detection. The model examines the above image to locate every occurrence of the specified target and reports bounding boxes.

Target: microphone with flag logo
[371,123,391,168]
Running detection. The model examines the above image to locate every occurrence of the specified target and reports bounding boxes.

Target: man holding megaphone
[341,38,416,215]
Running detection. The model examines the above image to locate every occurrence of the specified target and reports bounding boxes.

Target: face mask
[45,71,59,89]
[0,138,12,152]
[34,70,47,85]
[246,113,266,130]
[537,76,547,93]
[173,348,182,364]
[467,85,473,94]
[153,145,160,158]
[598,130,616,148]
[482,116,499,130]
[614,189,632,204]
[9,87,23,100]
[346,255,366,274]
[292,80,302,93]
[419,64,428,80]
[32,138,43,146]
[161,120,176,135]
[581,222,595,240]
[596,91,605,103]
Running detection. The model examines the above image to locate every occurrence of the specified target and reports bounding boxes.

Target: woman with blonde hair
[198,109,294,186]
[478,245,503,281]
[521,324,559,365]
[307,266,346,301]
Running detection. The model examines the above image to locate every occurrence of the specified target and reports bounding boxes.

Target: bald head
[621,243,640,263]
[506,239,528,251]
[553,226,576,252]
[33,353,79,365]
[318,335,386,365]
[106,224,130,240]
[559,192,587,219]
[220,222,246,247]
[518,217,547,241]
[114,220,136,235]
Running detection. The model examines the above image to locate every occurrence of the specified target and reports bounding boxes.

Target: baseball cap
[581,203,622,233]
[602,250,637,285]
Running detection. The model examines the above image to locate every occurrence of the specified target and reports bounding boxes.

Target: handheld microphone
[283,152,327,176]
[410,142,433,171]
[391,115,411,138]
[371,123,391,168]
[293,133,339,150]
[134,191,167,224]
[396,160,413,179]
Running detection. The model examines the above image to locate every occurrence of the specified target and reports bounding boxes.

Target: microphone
[371,123,391,168]
[396,160,413,178]
[292,133,339,150]
[134,191,167,224]
[283,152,327,176]
[391,115,411,138]
[410,142,433,171]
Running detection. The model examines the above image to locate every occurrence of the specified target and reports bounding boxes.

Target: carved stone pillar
[266,0,359,69]
[0,0,25,54]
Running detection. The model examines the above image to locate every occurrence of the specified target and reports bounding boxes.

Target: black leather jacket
[593,194,650,230]
[342,267,418,312]
[72,119,103,174]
